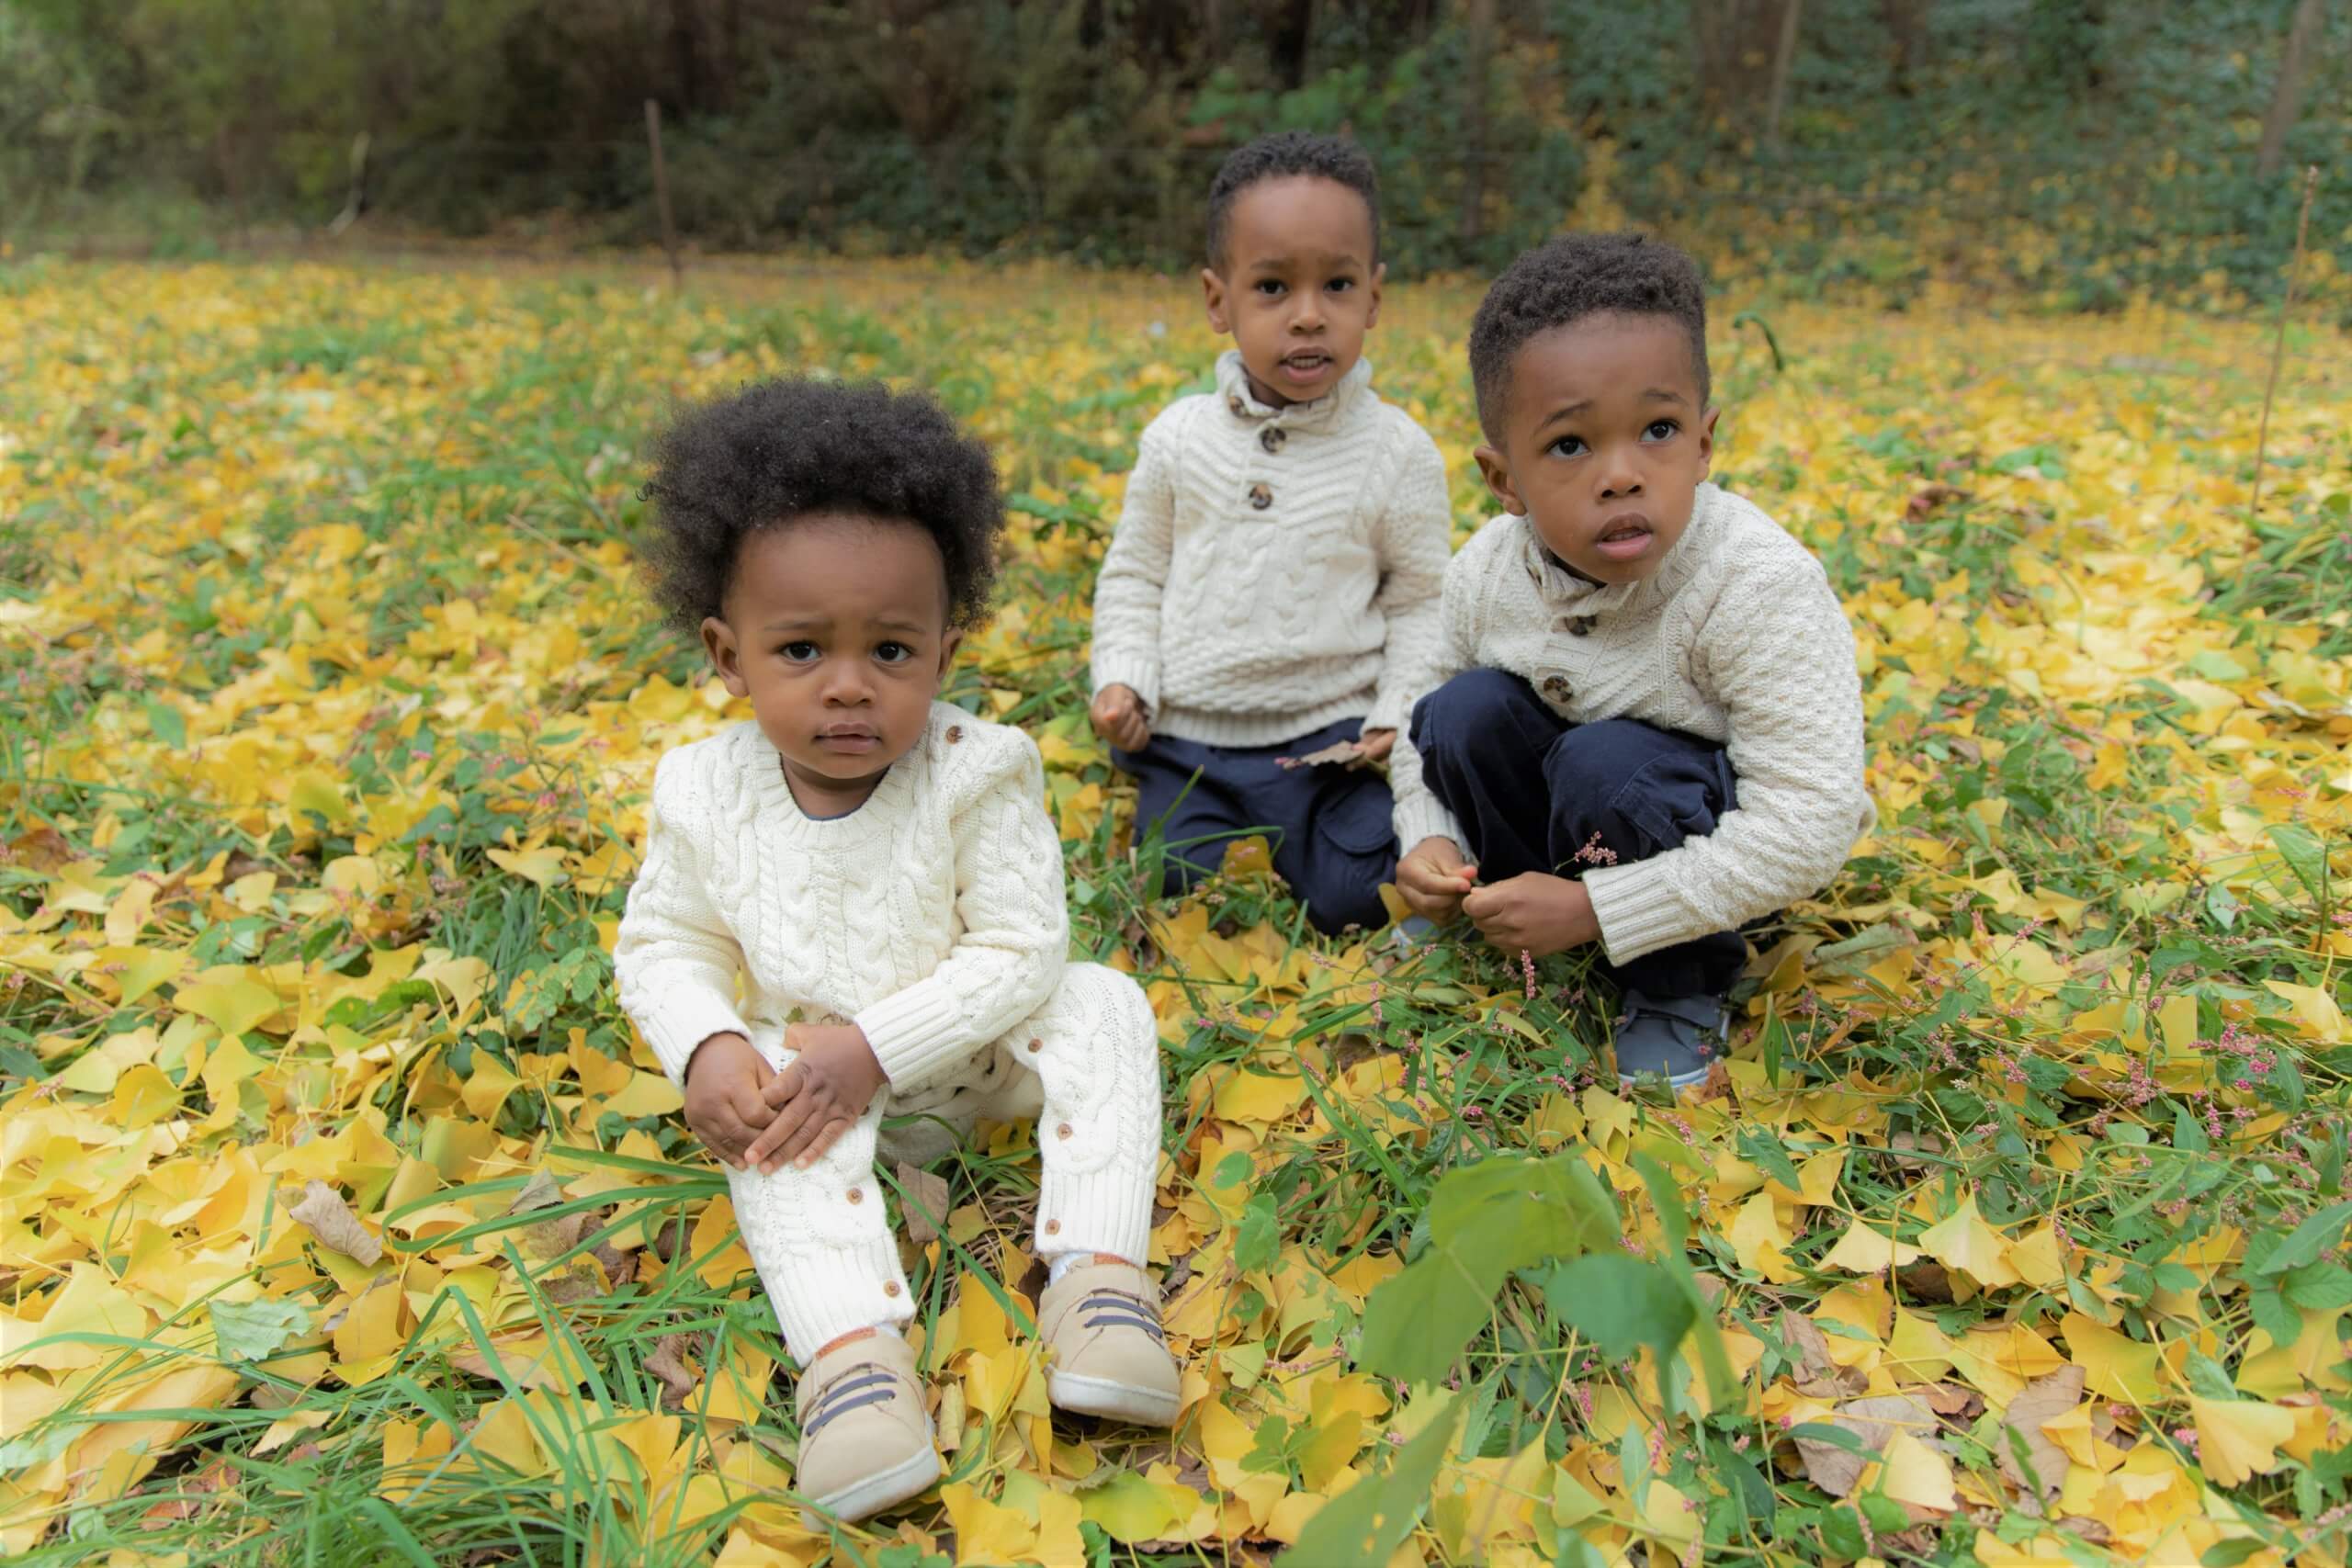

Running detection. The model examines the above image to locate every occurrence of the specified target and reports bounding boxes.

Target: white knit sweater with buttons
[614,705,1072,1100]
[1391,483,1872,966]
[1090,350,1453,748]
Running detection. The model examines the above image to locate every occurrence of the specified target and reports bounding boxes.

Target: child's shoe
[1611,989,1727,1091]
[1038,1258,1182,1427]
[794,1327,941,1523]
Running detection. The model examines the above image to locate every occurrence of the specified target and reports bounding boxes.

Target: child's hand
[1397,835,1477,920]
[682,1032,777,1169]
[1090,684,1151,752]
[1352,728,1396,764]
[1463,872,1599,956]
[743,1023,887,1173]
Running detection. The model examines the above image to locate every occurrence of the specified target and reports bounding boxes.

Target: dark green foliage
[5,0,2347,302]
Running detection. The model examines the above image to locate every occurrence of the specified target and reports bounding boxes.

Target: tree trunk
[2256,0,2324,179]
[1764,0,1803,151]
[1460,0,1496,248]
[1882,0,1928,96]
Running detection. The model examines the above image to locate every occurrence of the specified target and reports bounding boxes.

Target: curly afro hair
[1205,130,1381,272]
[639,378,1004,635]
[1468,233,1710,440]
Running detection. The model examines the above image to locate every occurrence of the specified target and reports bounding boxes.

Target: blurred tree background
[2,0,2345,309]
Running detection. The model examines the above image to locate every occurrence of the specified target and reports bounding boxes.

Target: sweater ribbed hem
[1392,798,1466,858]
[643,988,754,1087]
[854,977,978,1090]
[1090,652,1162,716]
[1036,1164,1155,1269]
[1152,692,1373,750]
[758,1231,914,1359]
[1584,861,1702,966]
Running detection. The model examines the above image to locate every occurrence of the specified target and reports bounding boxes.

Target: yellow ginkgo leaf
[943,1481,1040,1565]
[172,969,284,1038]
[2263,981,2347,1042]
[1918,1195,2020,1288]
[1821,1218,1923,1273]
[2060,1311,2165,1404]
[1877,1430,1959,1515]
[2190,1396,2298,1486]
[486,843,569,887]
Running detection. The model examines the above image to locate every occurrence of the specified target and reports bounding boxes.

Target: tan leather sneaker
[1037,1258,1182,1427]
[793,1328,940,1523]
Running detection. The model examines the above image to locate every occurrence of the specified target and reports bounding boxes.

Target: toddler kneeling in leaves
[616,379,1177,1525]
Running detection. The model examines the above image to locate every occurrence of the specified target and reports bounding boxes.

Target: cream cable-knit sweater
[1090,350,1453,748]
[614,705,1070,1098]
[1390,483,1872,966]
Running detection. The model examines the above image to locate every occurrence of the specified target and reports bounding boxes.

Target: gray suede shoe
[1611,989,1728,1089]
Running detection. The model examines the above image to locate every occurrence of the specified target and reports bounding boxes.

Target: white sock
[1046,1252,1084,1285]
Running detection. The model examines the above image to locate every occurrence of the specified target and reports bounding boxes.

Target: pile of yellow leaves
[0,255,2346,1567]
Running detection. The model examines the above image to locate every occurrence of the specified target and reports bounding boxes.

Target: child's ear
[1697,405,1720,479]
[1474,444,1526,516]
[701,616,750,697]
[1365,260,1385,330]
[935,626,964,684]
[1200,267,1231,335]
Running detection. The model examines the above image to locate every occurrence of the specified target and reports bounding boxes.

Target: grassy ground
[0,254,2347,1567]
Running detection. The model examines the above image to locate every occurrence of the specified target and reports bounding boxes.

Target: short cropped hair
[1468,233,1711,437]
[1206,131,1381,271]
[639,378,1003,633]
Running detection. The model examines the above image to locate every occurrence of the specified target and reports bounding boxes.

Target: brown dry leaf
[1273,739,1363,770]
[288,1179,383,1266]
[896,1162,953,1247]
[644,1332,700,1409]
[1922,1382,1982,1418]
[1794,1393,1941,1497]
[590,1240,637,1287]
[1998,1365,2085,1505]
[1780,1308,1867,1398]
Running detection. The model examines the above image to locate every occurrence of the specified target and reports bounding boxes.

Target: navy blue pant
[1408,669,1745,999]
[1114,717,1396,935]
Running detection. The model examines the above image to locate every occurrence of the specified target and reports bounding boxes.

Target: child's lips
[816,728,880,752]
[1277,352,1331,382]
[1594,514,1655,558]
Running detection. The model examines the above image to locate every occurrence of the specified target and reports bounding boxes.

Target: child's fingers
[793,1115,856,1168]
[760,1059,806,1109]
[749,1092,823,1172]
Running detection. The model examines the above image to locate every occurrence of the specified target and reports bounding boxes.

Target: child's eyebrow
[1642,388,1692,406]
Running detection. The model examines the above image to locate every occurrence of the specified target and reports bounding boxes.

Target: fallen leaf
[1997,1364,2083,1503]
[1794,1393,1941,1496]
[288,1179,384,1266]
[897,1162,953,1247]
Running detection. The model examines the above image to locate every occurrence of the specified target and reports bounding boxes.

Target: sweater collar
[1513,483,1723,614]
[1213,349,1372,434]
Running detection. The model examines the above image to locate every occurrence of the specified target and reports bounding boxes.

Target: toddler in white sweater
[616,380,1176,1525]
[1088,131,1453,934]
[1393,235,1871,1089]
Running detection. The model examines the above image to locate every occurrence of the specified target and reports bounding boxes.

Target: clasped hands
[682,1022,886,1175]
[1396,835,1600,955]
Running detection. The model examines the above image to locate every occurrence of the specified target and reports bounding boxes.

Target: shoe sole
[1048,1370,1182,1427]
[803,1444,942,1526]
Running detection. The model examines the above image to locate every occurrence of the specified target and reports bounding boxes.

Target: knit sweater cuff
[1583,861,1701,966]
[854,977,979,1090]
[641,988,753,1088]
[1393,796,1466,858]
[1091,653,1161,716]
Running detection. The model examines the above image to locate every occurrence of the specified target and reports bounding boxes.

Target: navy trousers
[1408,669,1745,999]
[1114,716,1397,935]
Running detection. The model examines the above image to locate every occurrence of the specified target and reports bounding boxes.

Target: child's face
[1201,175,1383,407]
[1475,313,1717,585]
[701,514,961,813]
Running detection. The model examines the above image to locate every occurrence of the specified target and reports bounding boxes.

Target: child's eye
[1643,419,1679,442]
[874,642,914,666]
[1254,279,1286,297]
[1326,277,1353,293]
[780,641,820,663]
[1548,435,1589,459]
